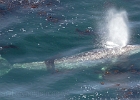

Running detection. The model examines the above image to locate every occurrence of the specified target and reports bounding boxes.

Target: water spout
[104,8,130,48]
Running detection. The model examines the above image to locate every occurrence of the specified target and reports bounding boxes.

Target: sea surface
[0,0,140,100]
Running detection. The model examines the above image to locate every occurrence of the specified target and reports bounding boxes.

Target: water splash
[104,8,130,48]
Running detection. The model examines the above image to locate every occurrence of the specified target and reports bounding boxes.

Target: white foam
[105,41,119,48]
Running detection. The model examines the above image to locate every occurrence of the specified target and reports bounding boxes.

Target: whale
[0,44,140,76]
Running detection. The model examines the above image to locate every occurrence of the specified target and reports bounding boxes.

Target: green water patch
[0,69,48,83]
[46,67,103,92]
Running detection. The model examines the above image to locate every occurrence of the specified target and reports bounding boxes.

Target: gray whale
[1,45,140,76]
[12,45,140,70]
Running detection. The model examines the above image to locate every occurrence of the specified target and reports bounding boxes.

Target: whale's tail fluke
[0,56,12,76]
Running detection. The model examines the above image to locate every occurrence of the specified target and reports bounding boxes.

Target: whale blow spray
[105,8,129,48]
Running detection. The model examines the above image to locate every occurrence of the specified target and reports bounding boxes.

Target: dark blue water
[0,0,140,100]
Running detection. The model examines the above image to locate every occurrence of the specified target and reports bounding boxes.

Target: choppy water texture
[1,0,140,100]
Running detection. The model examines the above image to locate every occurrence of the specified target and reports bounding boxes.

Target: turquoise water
[1,0,140,99]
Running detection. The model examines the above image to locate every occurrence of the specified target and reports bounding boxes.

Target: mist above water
[104,8,130,48]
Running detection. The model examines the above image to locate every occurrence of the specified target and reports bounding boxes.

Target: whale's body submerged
[11,45,140,70]
[1,45,140,76]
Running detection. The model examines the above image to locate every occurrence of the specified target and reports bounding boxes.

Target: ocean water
[0,0,140,100]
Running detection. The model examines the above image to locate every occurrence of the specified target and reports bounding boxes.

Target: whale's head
[120,45,140,55]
